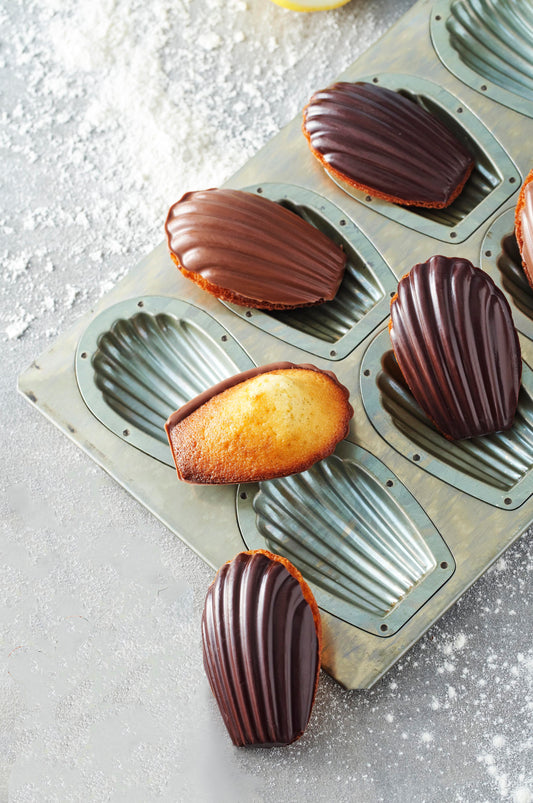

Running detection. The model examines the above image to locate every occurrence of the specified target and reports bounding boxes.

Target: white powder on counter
[2,0,414,346]
[5,0,533,801]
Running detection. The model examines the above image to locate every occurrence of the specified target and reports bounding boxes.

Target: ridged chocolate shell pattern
[202,552,319,747]
[165,188,346,307]
[378,348,533,493]
[302,82,474,207]
[253,456,435,617]
[390,256,522,439]
[444,0,533,103]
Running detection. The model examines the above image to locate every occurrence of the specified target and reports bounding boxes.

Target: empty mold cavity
[326,74,519,243]
[236,441,455,637]
[431,0,533,118]
[222,183,397,360]
[481,207,533,340]
[360,328,533,509]
[76,296,255,465]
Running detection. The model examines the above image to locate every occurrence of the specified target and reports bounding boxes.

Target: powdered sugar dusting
[3,0,533,799]
[2,0,413,344]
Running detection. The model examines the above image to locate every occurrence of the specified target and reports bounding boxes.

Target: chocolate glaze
[389,255,521,439]
[201,551,320,747]
[165,188,346,307]
[303,82,474,207]
[165,361,346,431]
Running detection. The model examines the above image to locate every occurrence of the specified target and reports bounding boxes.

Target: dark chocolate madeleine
[165,188,346,309]
[389,255,521,439]
[302,82,474,209]
[201,550,322,747]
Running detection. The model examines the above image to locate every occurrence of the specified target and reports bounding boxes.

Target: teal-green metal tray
[18,0,533,688]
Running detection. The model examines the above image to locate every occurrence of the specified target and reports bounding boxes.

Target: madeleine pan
[480,206,533,341]
[320,73,520,244]
[360,327,533,510]
[431,0,533,118]
[237,441,455,638]
[221,183,397,360]
[18,0,533,689]
[75,296,256,465]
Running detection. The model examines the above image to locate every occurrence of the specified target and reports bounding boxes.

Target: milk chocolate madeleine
[515,169,533,289]
[165,362,353,484]
[302,82,474,209]
[165,188,346,309]
[389,255,521,440]
[202,550,322,747]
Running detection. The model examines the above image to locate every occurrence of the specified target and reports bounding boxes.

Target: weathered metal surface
[18,0,533,688]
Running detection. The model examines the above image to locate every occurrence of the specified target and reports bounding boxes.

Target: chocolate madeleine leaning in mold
[515,169,533,289]
[165,188,347,309]
[302,82,474,209]
[389,255,521,440]
[202,550,322,747]
[165,362,353,484]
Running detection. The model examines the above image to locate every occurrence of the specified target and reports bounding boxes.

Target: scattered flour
[3,0,533,799]
[4,311,35,341]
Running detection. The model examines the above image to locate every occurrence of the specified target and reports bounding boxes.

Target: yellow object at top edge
[269,0,351,11]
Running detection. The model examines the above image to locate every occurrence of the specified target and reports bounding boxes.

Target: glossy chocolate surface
[389,255,521,439]
[303,82,474,207]
[201,551,320,747]
[165,188,346,307]
[165,361,339,432]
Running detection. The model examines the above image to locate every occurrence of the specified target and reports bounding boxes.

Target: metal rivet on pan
[330,350,337,357]
[413,453,421,462]
[435,14,441,20]
[390,291,395,298]
[481,84,487,91]
[386,479,394,487]
[123,429,130,437]
[485,250,492,257]
[257,187,263,194]
[380,624,389,632]
[440,561,448,570]
[245,311,252,317]
[81,352,88,359]
[240,492,247,500]
[450,231,457,238]
[137,300,144,307]
[365,195,372,202]
[339,219,346,226]
[372,77,379,83]
[509,177,516,184]
[363,369,371,377]
[504,497,512,505]
[457,107,463,113]
[221,335,228,342]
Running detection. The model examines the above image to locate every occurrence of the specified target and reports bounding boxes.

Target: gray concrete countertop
[2,0,532,801]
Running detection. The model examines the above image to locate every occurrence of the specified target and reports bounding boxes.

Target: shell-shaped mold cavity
[321,74,519,243]
[481,207,533,340]
[361,328,533,509]
[237,442,455,636]
[431,0,533,117]
[222,184,396,360]
[202,551,320,747]
[76,297,255,465]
